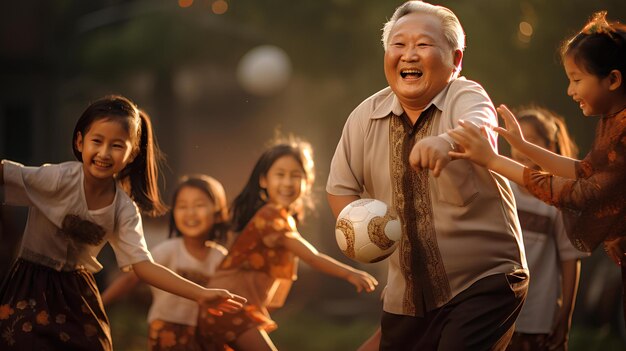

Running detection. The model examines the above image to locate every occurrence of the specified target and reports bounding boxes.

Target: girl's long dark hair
[169,175,230,244]
[72,95,167,217]
[230,138,315,233]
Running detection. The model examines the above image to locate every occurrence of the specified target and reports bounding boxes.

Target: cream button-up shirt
[327,78,528,316]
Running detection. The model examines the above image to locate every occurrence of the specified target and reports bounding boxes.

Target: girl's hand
[347,270,378,293]
[495,104,526,151]
[448,120,497,168]
[604,237,626,266]
[198,288,247,316]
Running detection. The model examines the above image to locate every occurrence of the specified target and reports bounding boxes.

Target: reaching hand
[495,104,526,151]
[198,288,247,316]
[347,270,378,293]
[408,136,455,177]
[448,120,497,168]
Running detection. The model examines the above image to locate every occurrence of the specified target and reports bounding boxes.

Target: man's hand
[409,136,454,177]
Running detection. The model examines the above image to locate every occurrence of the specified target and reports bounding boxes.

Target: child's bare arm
[327,193,360,219]
[282,234,377,292]
[0,162,4,185]
[547,259,580,349]
[132,260,246,313]
[496,105,577,178]
[100,271,140,306]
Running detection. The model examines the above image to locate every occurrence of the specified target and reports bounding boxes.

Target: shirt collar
[370,79,453,119]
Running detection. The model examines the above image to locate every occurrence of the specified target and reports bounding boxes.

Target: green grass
[106,299,625,351]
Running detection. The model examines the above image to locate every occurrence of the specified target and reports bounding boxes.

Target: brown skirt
[148,319,232,351]
[197,304,276,348]
[0,258,112,350]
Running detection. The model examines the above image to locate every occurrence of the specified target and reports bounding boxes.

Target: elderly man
[327,1,528,350]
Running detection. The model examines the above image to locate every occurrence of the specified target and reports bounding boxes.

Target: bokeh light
[519,21,533,37]
[237,45,292,97]
[211,0,228,15]
[178,0,193,8]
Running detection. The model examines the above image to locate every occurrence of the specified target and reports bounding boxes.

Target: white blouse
[2,160,153,272]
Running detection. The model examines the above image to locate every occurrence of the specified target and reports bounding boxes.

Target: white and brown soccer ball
[335,199,401,264]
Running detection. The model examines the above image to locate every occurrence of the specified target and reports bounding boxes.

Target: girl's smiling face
[75,118,135,183]
[260,155,305,209]
[173,186,216,239]
[564,55,613,116]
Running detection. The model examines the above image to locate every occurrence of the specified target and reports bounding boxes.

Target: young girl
[448,12,626,320]
[505,106,588,351]
[198,138,378,351]
[0,96,244,350]
[102,174,232,350]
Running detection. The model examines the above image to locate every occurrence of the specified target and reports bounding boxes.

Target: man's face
[384,12,458,110]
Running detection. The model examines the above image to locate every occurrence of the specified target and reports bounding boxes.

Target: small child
[449,12,626,322]
[102,174,232,350]
[0,96,244,350]
[199,137,378,351]
[505,106,588,351]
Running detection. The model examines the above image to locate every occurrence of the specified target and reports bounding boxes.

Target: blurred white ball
[335,199,401,264]
[236,45,292,96]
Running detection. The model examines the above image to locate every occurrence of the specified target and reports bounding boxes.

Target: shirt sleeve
[326,107,366,196]
[2,160,62,207]
[108,197,153,271]
[439,79,499,151]
[523,156,622,210]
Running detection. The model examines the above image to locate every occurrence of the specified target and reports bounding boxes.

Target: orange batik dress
[524,109,626,319]
[198,203,299,347]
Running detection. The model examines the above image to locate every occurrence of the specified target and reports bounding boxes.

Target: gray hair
[381,1,466,53]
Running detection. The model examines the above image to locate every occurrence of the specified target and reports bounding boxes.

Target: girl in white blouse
[0,96,244,350]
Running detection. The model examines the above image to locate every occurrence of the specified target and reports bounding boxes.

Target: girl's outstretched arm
[100,271,140,306]
[496,105,577,178]
[0,162,4,185]
[282,234,378,293]
[132,260,246,314]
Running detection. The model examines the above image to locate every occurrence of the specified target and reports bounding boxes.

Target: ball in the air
[236,45,292,96]
[335,199,401,264]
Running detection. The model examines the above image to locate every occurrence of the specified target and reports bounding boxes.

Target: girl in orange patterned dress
[199,138,378,351]
[448,12,626,322]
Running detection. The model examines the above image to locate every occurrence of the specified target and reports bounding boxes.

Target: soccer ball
[335,199,401,264]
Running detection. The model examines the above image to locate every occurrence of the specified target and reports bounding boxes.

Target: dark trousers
[380,271,528,351]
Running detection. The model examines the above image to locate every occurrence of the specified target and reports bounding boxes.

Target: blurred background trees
[1,0,625,350]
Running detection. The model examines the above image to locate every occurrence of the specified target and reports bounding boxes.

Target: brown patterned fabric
[524,109,626,252]
[148,319,229,351]
[197,305,276,348]
[199,203,298,347]
[389,107,451,316]
[0,259,112,350]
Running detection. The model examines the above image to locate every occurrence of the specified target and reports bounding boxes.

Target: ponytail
[117,110,167,217]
